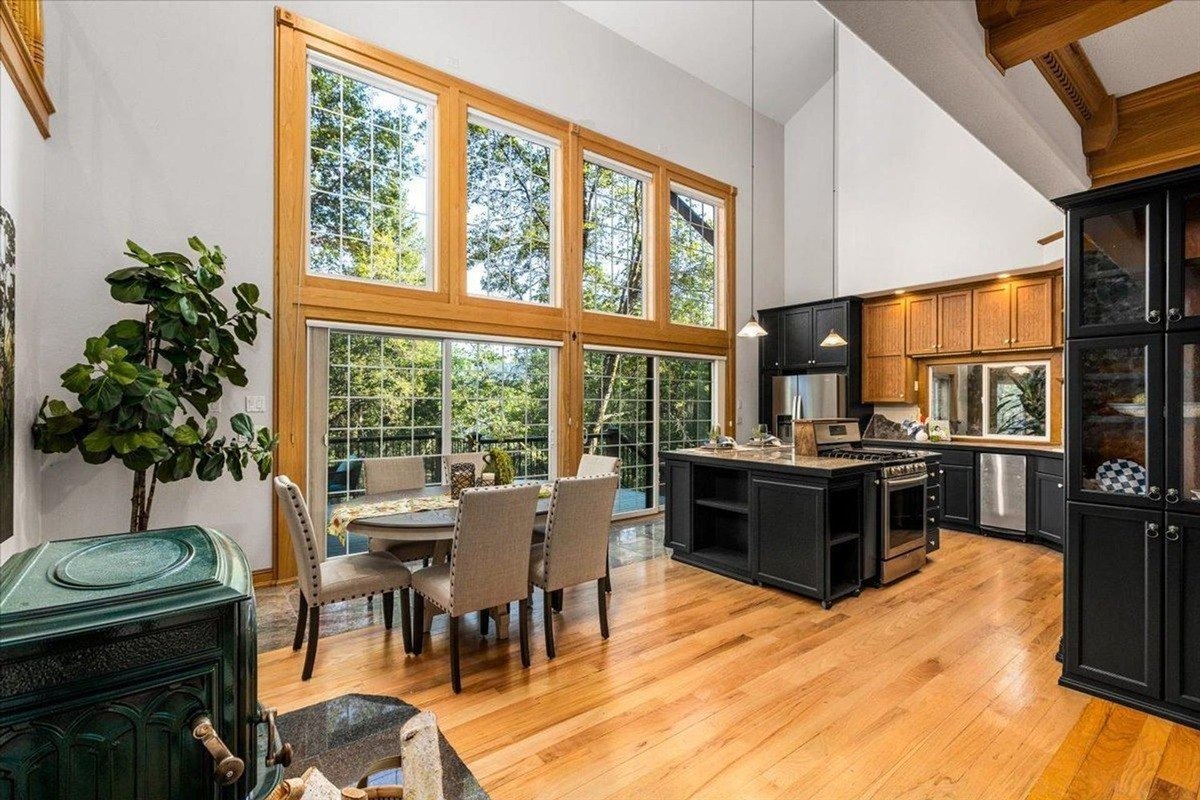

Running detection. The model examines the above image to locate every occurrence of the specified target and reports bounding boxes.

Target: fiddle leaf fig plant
[32,237,277,532]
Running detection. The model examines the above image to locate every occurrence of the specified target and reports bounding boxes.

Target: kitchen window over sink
[928,362,1050,441]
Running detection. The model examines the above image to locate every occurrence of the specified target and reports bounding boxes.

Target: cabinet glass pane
[1081,209,1148,327]
[1183,194,1200,319]
[1182,342,1200,503]
[1079,346,1149,497]
[1080,347,1152,496]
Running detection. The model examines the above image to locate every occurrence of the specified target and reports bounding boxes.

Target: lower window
[583,349,719,516]
[928,361,1049,440]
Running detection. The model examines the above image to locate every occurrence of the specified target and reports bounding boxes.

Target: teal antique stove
[0,526,287,799]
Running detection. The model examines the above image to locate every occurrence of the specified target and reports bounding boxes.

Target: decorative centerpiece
[482,447,516,485]
[449,463,475,499]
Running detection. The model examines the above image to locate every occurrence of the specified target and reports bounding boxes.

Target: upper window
[583,156,648,317]
[668,188,719,327]
[308,56,434,288]
[928,361,1049,440]
[466,114,557,305]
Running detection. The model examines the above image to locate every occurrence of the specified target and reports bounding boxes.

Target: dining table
[340,484,552,639]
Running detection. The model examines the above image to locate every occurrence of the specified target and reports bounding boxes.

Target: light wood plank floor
[259,530,1199,799]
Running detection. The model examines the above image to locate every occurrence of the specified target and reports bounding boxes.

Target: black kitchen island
[661,445,939,608]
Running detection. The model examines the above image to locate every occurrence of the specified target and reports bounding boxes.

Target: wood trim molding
[976,0,1169,72]
[1034,43,1116,154]
[0,0,52,138]
[1037,230,1063,246]
[1089,71,1200,187]
[273,8,738,580]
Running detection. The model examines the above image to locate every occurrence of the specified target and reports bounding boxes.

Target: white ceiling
[1080,1,1200,97]
[561,0,837,124]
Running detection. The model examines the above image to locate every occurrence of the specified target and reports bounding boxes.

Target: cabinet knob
[1057,483,1064,489]
[1147,522,1160,538]
[1166,488,1180,503]
[1147,485,1161,500]
[1147,309,1161,324]
[1166,525,1181,542]
[1168,308,1182,322]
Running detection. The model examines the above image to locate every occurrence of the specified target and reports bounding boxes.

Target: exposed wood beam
[977,0,1170,71]
[1089,72,1200,186]
[1034,43,1117,154]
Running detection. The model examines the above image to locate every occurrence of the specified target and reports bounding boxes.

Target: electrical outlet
[245,395,267,414]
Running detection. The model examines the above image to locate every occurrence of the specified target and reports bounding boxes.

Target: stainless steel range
[812,420,929,584]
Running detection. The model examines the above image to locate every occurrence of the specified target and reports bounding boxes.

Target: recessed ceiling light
[998,273,1011,279]
[893,289,904,295]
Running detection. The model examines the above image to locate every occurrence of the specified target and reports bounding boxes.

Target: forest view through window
[583,350,717,514]
[928,362,1049,440]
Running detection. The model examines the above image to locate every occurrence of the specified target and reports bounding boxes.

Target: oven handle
[884,474,927,491]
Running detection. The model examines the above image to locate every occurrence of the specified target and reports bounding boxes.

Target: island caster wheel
[821,600,832,610]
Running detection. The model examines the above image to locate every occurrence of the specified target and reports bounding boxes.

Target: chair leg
[302,606,320,681]
[597,578,609,639]
[519,596,531,668]
[543,588,556,660]
[383,591,394,630]
[551,588,564,613]
[605,559,612,594]
[479,609,490,636]
[400,589,413,654]
[293,594,308,651]
[412,593,425,655]
[449,616,462,694]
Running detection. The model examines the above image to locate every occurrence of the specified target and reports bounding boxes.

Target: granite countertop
[663,446,874,475]
[864,438,1064,456]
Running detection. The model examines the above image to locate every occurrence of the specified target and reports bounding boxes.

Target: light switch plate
[245,395,267,413]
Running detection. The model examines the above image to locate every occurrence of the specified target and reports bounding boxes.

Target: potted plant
[32,237,277,532]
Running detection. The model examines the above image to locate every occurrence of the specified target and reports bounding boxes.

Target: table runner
[328,485,553,543]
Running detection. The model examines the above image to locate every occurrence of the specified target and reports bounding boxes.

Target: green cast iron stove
[0,526,287,799]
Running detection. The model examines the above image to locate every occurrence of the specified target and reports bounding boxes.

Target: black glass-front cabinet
[1059,164,1200,729]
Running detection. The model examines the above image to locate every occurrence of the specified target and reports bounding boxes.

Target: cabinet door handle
[1057,483,1064,489]
[1166,488,1180,503]
[192,715,245,787]
[1168,308,1182,322]
[1147,309,1161,324]
[1146,522,1160,538]
[1166,525,1181,542]
[1148,486,1161,500]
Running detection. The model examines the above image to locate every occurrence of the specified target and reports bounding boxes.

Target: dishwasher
[978,453,1027,538]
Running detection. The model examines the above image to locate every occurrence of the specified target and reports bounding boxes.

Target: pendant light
[737,0,767,338]
[818,24,848,349]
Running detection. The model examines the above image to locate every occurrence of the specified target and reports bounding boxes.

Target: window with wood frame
[273,9,737,582]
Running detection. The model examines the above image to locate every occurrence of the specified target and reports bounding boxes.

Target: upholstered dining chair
[274,475,414,680]
[410,483,541,693]
[529,473,620,659]
[364,456,437,567]
[535,453,621,606]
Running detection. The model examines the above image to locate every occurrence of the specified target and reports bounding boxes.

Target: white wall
[782,78,834,305]
[834,25,1062,297]
[36,0,783,568]
[0,65,45,562]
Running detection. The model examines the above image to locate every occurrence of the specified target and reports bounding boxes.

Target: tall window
[583,349,719,516]
[583,157,648,317]
[308,56,434,287]
[450,342,552,482]
[668,188,719,327]
[466,114,557,304]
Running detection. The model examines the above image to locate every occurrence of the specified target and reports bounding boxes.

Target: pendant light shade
[737,315,768,338]
[819,328,848,348]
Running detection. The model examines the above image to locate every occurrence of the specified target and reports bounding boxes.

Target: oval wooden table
[342,485,551,640]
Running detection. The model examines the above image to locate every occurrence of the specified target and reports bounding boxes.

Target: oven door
[881,473,928,559]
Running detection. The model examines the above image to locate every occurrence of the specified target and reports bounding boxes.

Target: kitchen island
[661,445,924,608]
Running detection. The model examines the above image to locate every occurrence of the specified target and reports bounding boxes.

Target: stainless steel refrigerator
[770,374,847,443]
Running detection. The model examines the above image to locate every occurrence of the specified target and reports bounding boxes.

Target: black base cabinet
[1031,457,1065,547]
[939,461,976,529]
[1062,502,1200,728]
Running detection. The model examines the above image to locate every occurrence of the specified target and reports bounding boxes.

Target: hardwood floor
[258,530,1198,799]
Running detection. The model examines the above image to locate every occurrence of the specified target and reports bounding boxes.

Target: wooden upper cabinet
[1011,276,1054,349]
[906,296,938,355]
[864,299,906,357]
[973,284,1012,351]
[938,290,973,354]
[1053,273,1065,347]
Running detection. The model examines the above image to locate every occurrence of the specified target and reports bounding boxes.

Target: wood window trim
[0,0,53,138]
[273,8,736,580]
